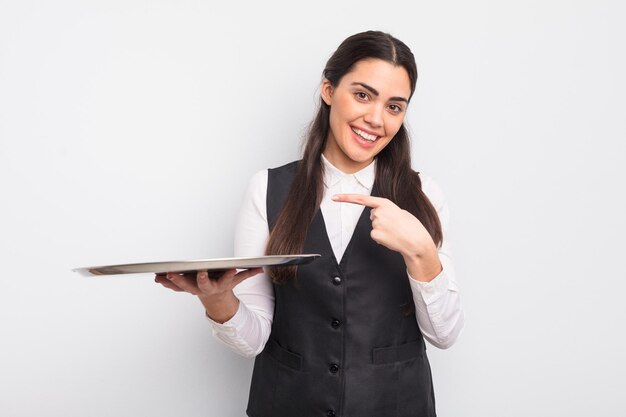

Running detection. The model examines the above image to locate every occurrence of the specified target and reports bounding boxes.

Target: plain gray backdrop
[1,0,625,416]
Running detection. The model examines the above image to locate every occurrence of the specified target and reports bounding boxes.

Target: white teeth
[352,127,378,142]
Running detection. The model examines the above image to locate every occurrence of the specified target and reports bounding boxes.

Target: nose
[363,104,384,128]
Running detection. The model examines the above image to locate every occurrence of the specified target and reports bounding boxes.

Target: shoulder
[244,160,302,204]
[246,169,268,192]
[249,160,301,183]
[267,160,301,190]
[268,160,300,177]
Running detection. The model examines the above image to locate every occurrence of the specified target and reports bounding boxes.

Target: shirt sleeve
[206,169,275,358]
[408,174,465,349]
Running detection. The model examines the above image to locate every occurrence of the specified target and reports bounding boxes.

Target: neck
[321,147,372,174]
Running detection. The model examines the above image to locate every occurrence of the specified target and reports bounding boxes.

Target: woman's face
[321,58,412,174]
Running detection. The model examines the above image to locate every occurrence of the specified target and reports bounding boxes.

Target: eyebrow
[350,82,409,103]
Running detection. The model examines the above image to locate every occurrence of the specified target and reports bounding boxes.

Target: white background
[1,1,625,416]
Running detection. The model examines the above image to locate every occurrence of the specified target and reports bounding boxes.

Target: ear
[320,79,334,106]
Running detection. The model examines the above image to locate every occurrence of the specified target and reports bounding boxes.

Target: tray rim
[73,254,321,277]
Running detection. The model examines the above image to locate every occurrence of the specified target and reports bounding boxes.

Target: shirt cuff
[407,267,451,306]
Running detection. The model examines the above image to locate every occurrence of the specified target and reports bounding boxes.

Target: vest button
[332,276,342,285]
[331,319,340,329]
[326,410,336,417]
[329,363,339,373]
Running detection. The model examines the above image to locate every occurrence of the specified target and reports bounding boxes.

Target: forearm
[206,168,275,357]
[208,297,274,358]
[409,266,464,349]
[405,173,464,348]
[207,276,275,357]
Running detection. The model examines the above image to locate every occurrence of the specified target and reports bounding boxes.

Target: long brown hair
[266,31,442,283]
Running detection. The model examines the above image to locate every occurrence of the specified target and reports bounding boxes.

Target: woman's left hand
[332,193,442,281]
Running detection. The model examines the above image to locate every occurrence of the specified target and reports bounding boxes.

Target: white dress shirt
[208,155,464,357]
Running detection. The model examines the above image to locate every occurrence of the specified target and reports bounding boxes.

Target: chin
[348,147,379,162]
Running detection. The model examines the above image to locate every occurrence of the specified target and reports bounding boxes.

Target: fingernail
[199,272,207,279]
[332,195,339,201]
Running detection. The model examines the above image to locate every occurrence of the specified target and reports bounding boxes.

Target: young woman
[156,30,464,417]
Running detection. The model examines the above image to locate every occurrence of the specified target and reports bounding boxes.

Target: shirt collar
[321,154,376,191]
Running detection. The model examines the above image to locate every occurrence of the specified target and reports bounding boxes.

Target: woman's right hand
[154,267,264,323]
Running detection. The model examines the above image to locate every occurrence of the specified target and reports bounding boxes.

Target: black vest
[246,161,436,417]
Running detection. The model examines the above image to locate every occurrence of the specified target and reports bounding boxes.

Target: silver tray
[73,254,321,277]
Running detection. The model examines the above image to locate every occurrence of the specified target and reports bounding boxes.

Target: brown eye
[355,92,369,101]
[388,104,403,114]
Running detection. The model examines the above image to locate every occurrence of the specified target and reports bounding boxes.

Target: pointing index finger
[332,194,384,208]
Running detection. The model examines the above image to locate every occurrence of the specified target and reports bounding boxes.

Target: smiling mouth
[351,127,380,142]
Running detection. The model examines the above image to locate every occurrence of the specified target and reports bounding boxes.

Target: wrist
[200,292,239,324]
[402,249,441,282]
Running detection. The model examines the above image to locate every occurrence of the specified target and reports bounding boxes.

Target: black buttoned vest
[246,161,436,417]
